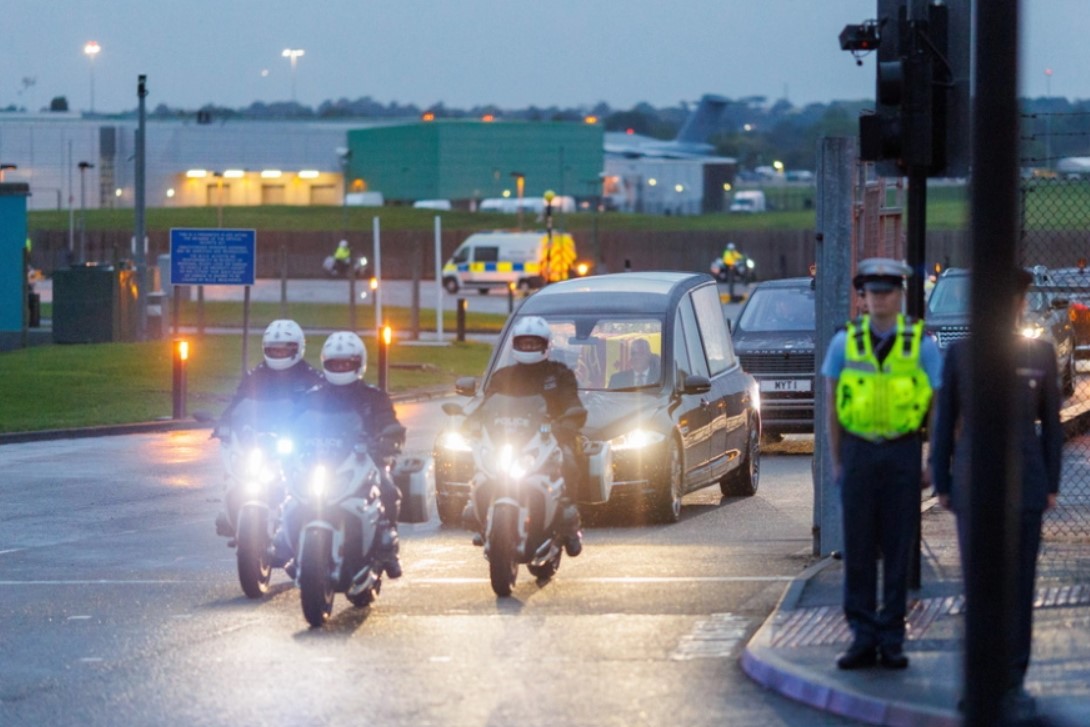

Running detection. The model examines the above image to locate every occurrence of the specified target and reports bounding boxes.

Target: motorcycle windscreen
[226,397,297,437]
[292,409,366,462]
[475,393,549,446]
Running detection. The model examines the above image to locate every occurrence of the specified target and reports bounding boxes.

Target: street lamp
[84,41,101,114]
[336,146,352,235]
[510,171,525,229]
[282,48,305,102]
[78,161,94,262]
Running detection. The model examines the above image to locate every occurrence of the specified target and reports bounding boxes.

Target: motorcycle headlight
[244,479,264,497]
[439,430,473,452]
[310,465,328,499]
[746,258,755,269]
[609,428,665,451]
[276,437,295,456]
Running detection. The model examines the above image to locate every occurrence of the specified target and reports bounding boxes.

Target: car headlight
[439,430,473,452]
[1021,323,1045,340]
[609,428,665,451]
[276,437,294,456]
[309,465,328,499]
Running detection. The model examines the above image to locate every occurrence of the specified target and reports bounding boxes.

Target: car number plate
[760,379,811,392]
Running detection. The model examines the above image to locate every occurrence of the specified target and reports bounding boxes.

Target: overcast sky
[1,1,1082,114]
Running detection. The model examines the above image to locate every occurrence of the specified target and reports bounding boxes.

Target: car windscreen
[491,315,665,391]
[737,285,816,332]
[927,275,970,315]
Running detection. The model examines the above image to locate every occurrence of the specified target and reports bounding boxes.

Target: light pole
[543,189,555,285]
[78,161,94,262]
[282,48,304,102]
[83,41,101,114]
[510,171,525,230]
[1045,68,1053,170]
[336,146,352,236]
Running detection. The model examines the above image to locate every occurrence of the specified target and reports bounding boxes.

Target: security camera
[839,21,880,52]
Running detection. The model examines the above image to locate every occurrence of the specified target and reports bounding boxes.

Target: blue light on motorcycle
[609,428,665,451]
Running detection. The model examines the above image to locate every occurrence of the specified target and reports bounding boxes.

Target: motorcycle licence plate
[760,378,811,392]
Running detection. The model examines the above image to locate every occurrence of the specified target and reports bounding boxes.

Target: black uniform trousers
[840,432,922,648]
[955,507,1043,689]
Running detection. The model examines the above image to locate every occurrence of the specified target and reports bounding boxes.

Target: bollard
[507,282,515,313]
[456,298,467,342]
[378,325,391,392]
[172,338,189,419]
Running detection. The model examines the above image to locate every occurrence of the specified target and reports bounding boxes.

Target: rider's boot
[214,512,234,538]
[557,500,583,557]
[376,521,402,579]
[462,501,484,546]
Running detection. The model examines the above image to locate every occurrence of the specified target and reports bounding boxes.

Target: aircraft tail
[674,95,728,144]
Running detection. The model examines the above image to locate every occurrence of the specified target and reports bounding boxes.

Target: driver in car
[463,315,586,557]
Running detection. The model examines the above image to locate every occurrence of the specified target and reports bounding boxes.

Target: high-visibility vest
[722,249,743,267]
[333,246,351,262]
[835,314,932,441]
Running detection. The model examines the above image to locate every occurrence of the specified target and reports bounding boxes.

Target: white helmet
[262,319,305,371]
[510,316,551,365]
[321,331,367,385]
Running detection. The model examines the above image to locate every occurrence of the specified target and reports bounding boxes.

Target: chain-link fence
[1021,110,1090,545]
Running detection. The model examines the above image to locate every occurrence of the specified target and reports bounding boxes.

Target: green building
[345,120,603,204]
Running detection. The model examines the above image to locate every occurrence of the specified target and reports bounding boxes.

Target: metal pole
[67,140,74,262]
[79,165,87,262]
[813,136,855,557]
[906,167,928,592]
[456,298,466,342]
[435,215,444,341]
[280,244,288,319]
[134,74,148,342]
[241,286,251,376]
[965,0,1022,723]
[410,241,421,340]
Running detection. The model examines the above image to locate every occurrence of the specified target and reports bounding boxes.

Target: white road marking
[409,576,793,585]
[0,549,24,556]
[0,580,188,586]
[670,613,752,660]
[79,657,104,663]
[67,615,92,620]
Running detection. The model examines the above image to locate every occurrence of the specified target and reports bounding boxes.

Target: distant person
[930,268,1061,718]
[821,258,942,671]
[609,338,660,388]
[332,239,352,277]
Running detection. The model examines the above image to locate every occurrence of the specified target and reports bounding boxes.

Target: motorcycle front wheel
[235,509,272,599]
[488,505,519,597]
[299,528,335,627]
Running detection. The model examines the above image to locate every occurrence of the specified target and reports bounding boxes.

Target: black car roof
[750,277,814,290]
[518,271,714,316]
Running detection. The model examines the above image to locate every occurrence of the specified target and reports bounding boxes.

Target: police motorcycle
[284,406,405,627]
[213,398,296,599]
[442,393,605,597]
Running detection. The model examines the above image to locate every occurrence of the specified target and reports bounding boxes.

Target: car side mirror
[454,376,477,397]
[1051,297,1070,309]
[682,374,712,395]
[442,402,466,417]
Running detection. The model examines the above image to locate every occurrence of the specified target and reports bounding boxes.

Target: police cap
[853,257,911,293]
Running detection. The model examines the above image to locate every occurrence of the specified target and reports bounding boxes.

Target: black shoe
[284,559,297,580]
[1000,686,1037,720]
[215,513,234,537]
[383,556,403,580]
[836,643,878,670]
[462,501,480,531]
[564,531,583,558]
[878,644,909,669]
[471,532,484,547]
[376,522,402,580]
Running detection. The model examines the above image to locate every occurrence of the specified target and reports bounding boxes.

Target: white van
[441,231,577,294]
[729,190,767,213]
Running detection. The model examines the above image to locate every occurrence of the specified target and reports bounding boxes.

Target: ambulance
[441,230,580,294]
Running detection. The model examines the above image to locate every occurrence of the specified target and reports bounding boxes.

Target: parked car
[433,272,762,525]
[1039,265,1090,359]
[925,267,1077,396]
[731,277,817,438]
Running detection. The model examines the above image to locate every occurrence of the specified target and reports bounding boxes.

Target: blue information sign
[169,228,256,286]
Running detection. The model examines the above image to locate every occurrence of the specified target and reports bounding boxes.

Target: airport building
[0,111,732,215]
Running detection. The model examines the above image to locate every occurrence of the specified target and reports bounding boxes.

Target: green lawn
[1,335,493,433]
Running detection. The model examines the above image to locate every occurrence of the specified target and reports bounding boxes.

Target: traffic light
[852,1,966,177]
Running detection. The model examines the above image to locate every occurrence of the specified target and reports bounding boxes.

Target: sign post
[170,228,257,373]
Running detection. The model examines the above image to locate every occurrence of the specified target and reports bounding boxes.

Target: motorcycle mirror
[442,402,465,417]
[192,409,216,423]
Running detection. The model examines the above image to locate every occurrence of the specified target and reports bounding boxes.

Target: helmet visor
[324,356,362,373]
[264,343,299,360]
[513,335,548,354]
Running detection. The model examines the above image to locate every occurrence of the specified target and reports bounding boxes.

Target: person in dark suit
[930,268,1062,715]
[609,338,660,388]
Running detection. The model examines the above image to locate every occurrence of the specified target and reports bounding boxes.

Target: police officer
[821,258,943,670]
[930,268,1061,716]
[332,239,352,277]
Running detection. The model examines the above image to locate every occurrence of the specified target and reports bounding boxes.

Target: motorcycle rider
[332,239,352,277]
[463,315,585,557]
[284,331,406,579]
[215,319,323,539]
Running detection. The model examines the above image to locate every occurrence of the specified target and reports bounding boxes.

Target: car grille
[934,327,970,349]
[739,352,815,374]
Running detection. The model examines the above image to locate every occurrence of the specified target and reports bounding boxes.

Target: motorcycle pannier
[576,441,613,504]
[392,456,435,524]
